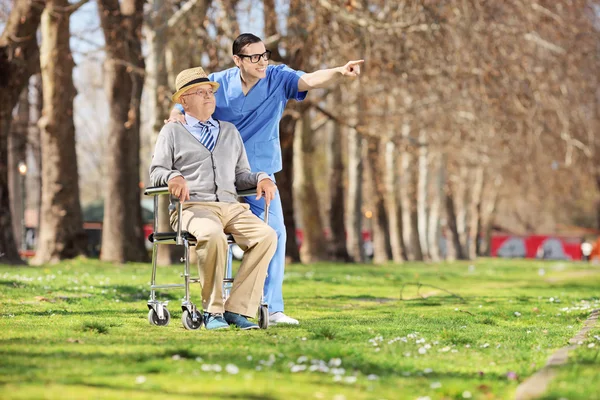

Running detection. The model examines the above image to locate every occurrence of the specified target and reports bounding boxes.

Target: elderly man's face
[180,83,216,116]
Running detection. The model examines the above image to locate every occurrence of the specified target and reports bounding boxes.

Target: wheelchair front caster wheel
[182,309,203,330]
[148,308,171,326]
[258,304,269,329]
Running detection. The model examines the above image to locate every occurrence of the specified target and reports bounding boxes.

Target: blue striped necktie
[197,122,215,152]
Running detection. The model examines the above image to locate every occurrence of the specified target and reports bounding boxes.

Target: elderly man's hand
[164,109,186,124]
[168,176,190,203]
[256,178,277,206]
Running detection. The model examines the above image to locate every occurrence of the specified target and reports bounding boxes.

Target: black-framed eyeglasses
[236,50,272,63]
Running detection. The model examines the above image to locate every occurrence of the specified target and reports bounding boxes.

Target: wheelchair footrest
[149,231,197,244]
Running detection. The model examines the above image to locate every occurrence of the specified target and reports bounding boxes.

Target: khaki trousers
[171,202,276,317]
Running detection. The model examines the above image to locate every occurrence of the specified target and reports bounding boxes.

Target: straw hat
[171,67,220,102]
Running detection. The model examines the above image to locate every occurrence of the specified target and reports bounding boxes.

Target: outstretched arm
[298,60,364,92]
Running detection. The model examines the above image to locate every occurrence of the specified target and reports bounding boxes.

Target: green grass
[1,258,599,399]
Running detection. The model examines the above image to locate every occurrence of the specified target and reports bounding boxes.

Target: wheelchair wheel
[148,307,171,326]
[258,304,269,329]
[182,309,203,330]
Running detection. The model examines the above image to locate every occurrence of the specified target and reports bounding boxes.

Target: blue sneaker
[224,311,259,330]
[203,312,229,330]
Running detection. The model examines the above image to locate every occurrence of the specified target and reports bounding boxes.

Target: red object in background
[491,234,582,260]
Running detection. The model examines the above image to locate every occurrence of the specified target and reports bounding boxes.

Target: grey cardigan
[149,120,269,203]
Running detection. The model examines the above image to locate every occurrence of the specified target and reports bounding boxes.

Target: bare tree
[98,0,148,263]
[0,0,44,264]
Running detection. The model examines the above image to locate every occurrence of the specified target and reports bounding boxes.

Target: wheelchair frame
[144,186,270,330]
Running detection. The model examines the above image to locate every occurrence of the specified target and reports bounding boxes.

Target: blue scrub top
[176,64,307,174]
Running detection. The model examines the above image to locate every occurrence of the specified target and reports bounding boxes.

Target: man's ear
[233,55,241,68]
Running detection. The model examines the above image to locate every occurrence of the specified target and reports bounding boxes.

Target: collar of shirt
[184,114,216,128]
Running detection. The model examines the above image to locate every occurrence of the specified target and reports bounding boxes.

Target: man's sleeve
[273,64,308,101]
[149,126,182,186]
[174,103,184,114]
[233,129,269,190]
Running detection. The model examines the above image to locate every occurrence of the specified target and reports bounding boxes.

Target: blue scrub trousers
[244,178,286,313]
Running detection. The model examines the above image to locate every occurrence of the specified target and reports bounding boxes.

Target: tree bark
[466,165,484,260]
[328,90,350,262]
[346,107,365,262]
[8,89,29,252]
[145,0,173,265]
[0,0,44,264]
[276,110,301,262]
[366,136,392,264]
[384,139,404,263]
[98,0,148,263]
[416,130,429,260]
[32,0,88,264]
[427,153,443,262]
[399,123,415,261]
[295,109,327,263]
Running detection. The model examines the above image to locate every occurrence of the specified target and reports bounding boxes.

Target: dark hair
[232,33,263,55]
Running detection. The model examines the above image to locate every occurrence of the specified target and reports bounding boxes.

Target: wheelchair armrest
[237,188,259,197]
[144,186,169,196]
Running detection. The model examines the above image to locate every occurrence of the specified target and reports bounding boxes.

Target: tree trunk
[445,178,464,260]
[427,153,443,262]
[145,0,173,265]
[0,0,44,264]
[328,90,351,262]
[98,0,148,263]
[8,89,29,252]
[399,123,415,261]
[276,110,301,262]
[384,139,404,263]
[346,94,365,263]
[366,136,392,264]
[416,130,429,260]
[32,0,88,264]
[295,109,327,263]
[466,165,484,260]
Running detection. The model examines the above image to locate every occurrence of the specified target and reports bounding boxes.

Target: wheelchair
[144,186,270,330]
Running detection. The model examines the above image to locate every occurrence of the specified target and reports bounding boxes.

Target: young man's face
[234,41,268,80]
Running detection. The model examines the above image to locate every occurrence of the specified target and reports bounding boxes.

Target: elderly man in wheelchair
[149,66,277,330]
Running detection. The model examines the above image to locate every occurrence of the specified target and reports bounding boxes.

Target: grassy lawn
[1,258,599,400]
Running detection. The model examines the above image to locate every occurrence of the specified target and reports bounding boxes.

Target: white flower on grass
[418,347,427,355]
[402,371,411,376]
[578,341,584,345]
[416,338,426,344]
[588,343,595,348]
[333,375,342,382]
[465,344,471,348]
[291,364,307,373]
[226,364,239,374]
[549,297,555,302]
[424,368,433,374]
[527,331,532,334]
[367,374,379,380]
[344,376,357,383]
[195,357,203,362]
[538,268,545,276]
[462,391,472,398]
[332,394,346,400]
[374,348,381,352]
[593,335,600,341]
[451,349,459,353]
[514,312,521,317]
[496,344,502,349]
[135,376,146,384]
[329,358,342,367]
[302,337,307,341]
[424,344,432,350]
[297,356,308,364]
[481,343,490,348]
[417,397,432,400]
[430,382,442,389]
[439,346,451,353]
[331,368,346,376]
[171,354,181,360]
[247,355,253,361]
[404,352,412,357]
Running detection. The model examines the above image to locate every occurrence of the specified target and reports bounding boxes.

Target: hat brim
[172,81,220,103]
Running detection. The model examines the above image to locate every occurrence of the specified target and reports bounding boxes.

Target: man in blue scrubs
[169,33,363,325]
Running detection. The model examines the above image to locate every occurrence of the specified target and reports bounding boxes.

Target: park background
[2,0,600,265]
[1,1,600,399]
